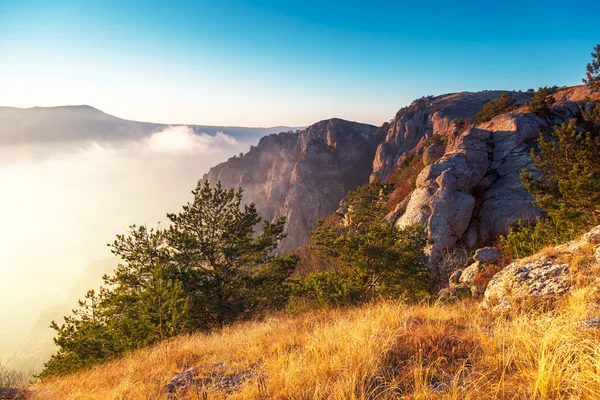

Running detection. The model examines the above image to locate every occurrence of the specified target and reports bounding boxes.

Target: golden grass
[34,283,600,399]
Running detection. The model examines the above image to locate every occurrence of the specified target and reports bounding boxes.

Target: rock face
[203,119,381,251]
[387,87,593,269]
[203,85,597,258]
[482,225,600,313]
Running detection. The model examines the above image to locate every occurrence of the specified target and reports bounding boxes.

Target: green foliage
[582,102,600,125]
[307,179,435,304]
[583,44,600,91]
[166,181,298,328]
[289,271,365,310]
[500,119,600,258]
[475,92,517,124]
[526,87,556,115]
[41,181,297,378]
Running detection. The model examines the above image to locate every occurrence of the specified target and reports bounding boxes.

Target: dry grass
[34,281,600,399]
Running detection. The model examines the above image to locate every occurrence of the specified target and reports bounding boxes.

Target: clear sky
[0,0,598,126]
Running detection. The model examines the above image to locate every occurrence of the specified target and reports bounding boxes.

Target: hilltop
[30,224,600,399]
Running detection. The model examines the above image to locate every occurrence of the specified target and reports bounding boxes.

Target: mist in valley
[0,122,266,372]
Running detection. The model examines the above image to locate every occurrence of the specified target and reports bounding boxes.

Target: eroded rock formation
[203,119,381,251]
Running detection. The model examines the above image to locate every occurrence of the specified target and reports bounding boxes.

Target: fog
[0,125,257,371]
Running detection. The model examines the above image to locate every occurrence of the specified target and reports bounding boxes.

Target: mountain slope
[203,85,599,265]
[204,118,382,250]
[32,222,600,399]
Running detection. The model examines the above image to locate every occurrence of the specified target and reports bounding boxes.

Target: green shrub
[289,271,365,310]
[475,92,517,124]
[500,119,600,258]
[309,179,436,303]
[525,87,556,115]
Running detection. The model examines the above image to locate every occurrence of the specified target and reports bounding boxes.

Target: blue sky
[0,0,598,126]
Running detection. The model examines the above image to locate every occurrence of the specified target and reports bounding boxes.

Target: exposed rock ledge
[482,225,600,313]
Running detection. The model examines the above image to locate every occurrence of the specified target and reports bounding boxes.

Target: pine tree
[41,181,297,377]
[526,87,556,115]
[583,44,600,91]
[501,119,600,258]
[166,180,297,328]
[309,179,435,302]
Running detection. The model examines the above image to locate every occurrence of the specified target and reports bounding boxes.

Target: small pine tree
[474,92,517,124]
[501,119,600,258]
[166,180,298,328]
[526,87,556,115]
[583,44,600,91]
[308,179,435,303]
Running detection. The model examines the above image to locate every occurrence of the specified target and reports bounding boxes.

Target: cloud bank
[0,126,252,370]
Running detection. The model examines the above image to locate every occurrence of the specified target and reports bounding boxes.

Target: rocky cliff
[387,85,598,270]
[203,85,599,262]
[203,119,381,250]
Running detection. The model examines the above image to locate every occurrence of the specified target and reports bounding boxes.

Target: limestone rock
[583,226,600,245]
[448,269,462,285]
[204,119,381,251]
[422,143,445,165]
[482,257,570,313]
[474,247,504,263]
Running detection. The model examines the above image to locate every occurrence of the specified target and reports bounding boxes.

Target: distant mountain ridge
[0,105,305,144]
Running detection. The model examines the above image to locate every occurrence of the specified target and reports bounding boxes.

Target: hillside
[204,118,382,250]
[204,85,600,267]
[30,225,600,399]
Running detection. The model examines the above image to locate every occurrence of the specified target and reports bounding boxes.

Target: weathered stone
[448,269,462,285]
[204,119,381,251]
[482,257,570,313]
[459,262,482,286]
[473,247,504,263]
[438,284,472,300]
[583,226,600,245]
[422,143,445,165]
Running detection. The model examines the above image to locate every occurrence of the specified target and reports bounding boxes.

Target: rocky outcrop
[388,87,594,270]
[203,119,381,251]
[482,225,600,313]
[439,247,505,299]
[371,91,534,179]
[203,85,597,258]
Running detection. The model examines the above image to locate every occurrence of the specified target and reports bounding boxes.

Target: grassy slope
[34,279,600,399]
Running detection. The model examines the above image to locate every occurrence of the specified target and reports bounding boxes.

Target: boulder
[473,247,504,263]
[482,257,570,313]
[448,269,462,285]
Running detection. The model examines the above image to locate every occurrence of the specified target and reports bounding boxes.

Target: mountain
[0,105,304,144]
[204,118,383,250]
[203,85,599,265]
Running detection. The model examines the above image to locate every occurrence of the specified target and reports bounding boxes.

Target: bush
[526,87,556,115]
[501,119,600,258]
[309,179,436,303]
[475,92,517,124]
[289,271,365,310]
